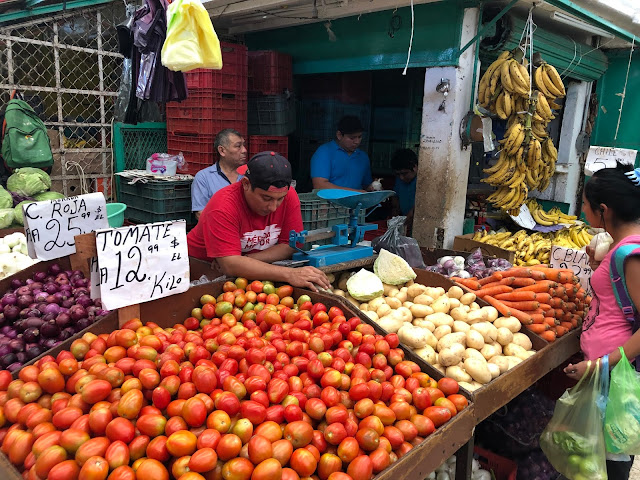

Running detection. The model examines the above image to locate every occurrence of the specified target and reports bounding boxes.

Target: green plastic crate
[117,178,193,215]
[125,206,195,225]
[299,192,366,246]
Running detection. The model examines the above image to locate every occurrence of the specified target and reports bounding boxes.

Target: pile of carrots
[452,266,590,343]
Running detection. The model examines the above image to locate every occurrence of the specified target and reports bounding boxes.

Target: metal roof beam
[0,0,113,24]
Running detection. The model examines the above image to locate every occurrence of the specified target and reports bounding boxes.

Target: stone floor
[631,458,640,480]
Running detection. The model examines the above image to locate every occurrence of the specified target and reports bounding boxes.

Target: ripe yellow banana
[543,63,566,97]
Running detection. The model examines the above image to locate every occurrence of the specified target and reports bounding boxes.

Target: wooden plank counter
[318,255,376,273]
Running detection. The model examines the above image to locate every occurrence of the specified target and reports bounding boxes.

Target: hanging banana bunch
[478,47,566,213]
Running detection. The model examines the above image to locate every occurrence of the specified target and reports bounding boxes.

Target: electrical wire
[615,38,635,141]
[402,0,414,75]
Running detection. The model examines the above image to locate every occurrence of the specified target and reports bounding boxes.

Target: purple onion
[33,271,47,282]
[40,321,59,339]
[7,362,22,372]
[23,327,39,343]
[69,305,86,321]
[53,292,66,303]
[0,345,11,357]
[96,310,109,317]
[61,299,74,309]
[43,303,61,316]
[25,317,44,329]
[63,327,75,337]
[75,318,91,331]
[41,313,55,323]
[74,287,90,297]
[48,264,62,276]
[34,292,48,303]
[26,308,41,318]
[25,279,34,285]
[55,274,69,285]
[44,283,58,295]
[10,279,23,290]
[1,353,16,367]
[26,345,42,359]
[16,352,27,363]
[42,339,58,349]
[30,282,43,291]
[1,293,17,306]
[75,296,92,309]
[55,313,71,328]
[45,295,58,305]
[9,338,24,352]
[17,295,33,308]
[13,319,26,332]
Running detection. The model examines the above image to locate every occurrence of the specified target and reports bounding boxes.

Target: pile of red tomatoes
[0,278,468,480]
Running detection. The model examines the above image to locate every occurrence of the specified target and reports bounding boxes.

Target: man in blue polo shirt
[310,116,373,192]
[191,128,247,220]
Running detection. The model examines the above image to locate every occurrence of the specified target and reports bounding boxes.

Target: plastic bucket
[147,158,178,176]
[106,203,127,228]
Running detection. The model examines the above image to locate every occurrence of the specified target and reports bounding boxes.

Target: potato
[450,307,468,322]
[403,301,415,309]
[388,288,400,298]
[407,284,427,300]
[446,366,472,383]
[437,332,467,352]
[400,286,408,293]
[426,312,454,328]
[406,280,414,286]
[447,286,464,300]
[338,278,349,291]
[431,295,451,314]
[413,294,435,306]
[466,330,485,350]
[464,348,486,362]
[494,317,521,333]
[466,310,486,324]
[410,304,434,319]
[395,291,408,303]
[414,345,437,364]
[385,297,402,309]
[453,320,470,333]
[433,325,452,340]
[433,364,446,375]
[503,343,528,359]
[471,322,498,343]
[448,298,461,310]
[425,287,440,299]
[366,311,379,322]
[458,381,480,392]
[506,356,523,369]
[378,312,405,333]
[489,356,510,374]
[396,307,413,323]
[462,305,471,313]
[413,319,436,332]
[460,292,476,305]
[369,297,386,310]
[377,304,392,318]
[511,333,533,351]
[383,283,397,296]
[490,342,503,355]
[496,327,514,346]
[482,306,499,323]
[346,296,360,307]
[463,357,492,384]
[480,344,500,361]
[333,289,346,297]
[439,347,463,367]
[398,324,435,349]
[360,303,369,312]
[487,363,501,379]
[470,302,481,311]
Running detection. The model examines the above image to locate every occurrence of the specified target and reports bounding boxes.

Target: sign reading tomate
[92,220,190,310]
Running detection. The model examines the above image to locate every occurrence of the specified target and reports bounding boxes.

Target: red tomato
[79,455,109,480]
[135,458,169,480]
[188,447,218,472]
[247,434,273,465]
[221,457,254,480]
[105,441,130,470]
[166,430,197,457]
[105,417,135,443]
[48,460,81,480]
[283,421,313,449]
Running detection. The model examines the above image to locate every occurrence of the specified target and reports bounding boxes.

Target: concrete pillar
[412,7,479,249]
[534,81,591,215]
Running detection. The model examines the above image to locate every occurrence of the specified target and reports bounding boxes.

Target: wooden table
[317,255,376,273]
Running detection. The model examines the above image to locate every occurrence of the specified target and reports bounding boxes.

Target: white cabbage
[374,248,417,285]
[346,269,384,301]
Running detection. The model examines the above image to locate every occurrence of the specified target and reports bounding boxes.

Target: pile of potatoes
[350,281,537,392]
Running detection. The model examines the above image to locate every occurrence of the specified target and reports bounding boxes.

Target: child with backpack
[564,162,640,479]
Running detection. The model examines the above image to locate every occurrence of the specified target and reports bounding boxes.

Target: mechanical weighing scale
[288,189,395,268]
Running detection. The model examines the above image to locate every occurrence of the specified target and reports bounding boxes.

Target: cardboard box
[47,128,61,150]
[453,234,516,263]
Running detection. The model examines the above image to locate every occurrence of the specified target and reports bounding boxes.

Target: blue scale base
[292,245,374,268]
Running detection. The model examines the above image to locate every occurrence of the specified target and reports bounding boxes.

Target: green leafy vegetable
[0,186,12,210]
[14,200,33,226]
[346,269,384,301]
[374,248,417,285]
[0,209,14,229]
[34,191,65,202]
[7,167,51,196]
[552,431,596,455]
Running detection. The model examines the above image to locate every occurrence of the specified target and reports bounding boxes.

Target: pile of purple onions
[0,264,109,372]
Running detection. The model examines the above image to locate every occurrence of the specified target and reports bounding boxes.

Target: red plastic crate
[364,220,388,241]
[248,50,293,95]
[248,135,289,159]
[167,91,247,136]
[185,42,248,92]
[474,447,517,480]
[167,133,216,175]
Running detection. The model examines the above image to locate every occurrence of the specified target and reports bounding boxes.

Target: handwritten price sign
[94,220,190,310]
[584,146,637,176]
[551,245,593,295]
[24,193,109,260]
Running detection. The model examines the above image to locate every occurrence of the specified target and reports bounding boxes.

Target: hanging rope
[402,0,414,75]
[614,38,635,141]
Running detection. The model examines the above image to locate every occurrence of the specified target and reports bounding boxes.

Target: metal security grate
[0,5,125,197]
[113,122,168,172]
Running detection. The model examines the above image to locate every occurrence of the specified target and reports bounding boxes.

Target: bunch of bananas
[478,50,566,213]
[526,198,578,226]
[472,226,594,266]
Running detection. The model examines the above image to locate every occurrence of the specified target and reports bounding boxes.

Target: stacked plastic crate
[247,51,294,160]
[167,42,248,175]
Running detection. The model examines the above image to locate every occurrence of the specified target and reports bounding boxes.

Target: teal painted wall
[245,2,464,74]
[592,49,640,165]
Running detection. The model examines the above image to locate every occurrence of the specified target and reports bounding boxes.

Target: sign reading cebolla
[94,220,190,310]
[550,245,593,295]
[24,192,109,260]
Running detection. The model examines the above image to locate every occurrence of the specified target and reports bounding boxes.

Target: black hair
[584,162,640,223]
[391,149,418,171]
[337,116,364,135]
[215,128,243,152]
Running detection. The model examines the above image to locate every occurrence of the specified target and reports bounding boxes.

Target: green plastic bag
[604,347,640,454]
[161,0,222,72]
[540,359,608,480]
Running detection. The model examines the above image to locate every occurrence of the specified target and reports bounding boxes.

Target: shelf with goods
[0,273,478,480]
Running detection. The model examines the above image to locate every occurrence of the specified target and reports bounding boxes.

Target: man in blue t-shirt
[310,116,374,192]
[191,129,247,220]
[391,148,418,230]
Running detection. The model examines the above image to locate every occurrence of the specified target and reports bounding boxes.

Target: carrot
[539,303,552,311]
[576,289,586,301]
[544,317,558,328]
[560,321,573,331]
[494,291,537,302]
[570,317,579,328]
[540,330,557,342]
[516,281,558,293]
[500,268,535,278]
[452,278,481,290]
[549,297,564,309]
[510,277,536,287]
[533,293,551,304]
[564,283,578,296]
[555,326,569,337]
[526,324,549,334]
[544,309,556,318]
[474,285,514,298]
[531,314,545,324]
[482,295,512,317]
[531,265,550,269]
[499,300,541,311]
[505,306,533,325]
[565,302,577,312]
[554,308,565,319]
[540,268,574,283]
[478,272,504,286]
[476,277,515,290]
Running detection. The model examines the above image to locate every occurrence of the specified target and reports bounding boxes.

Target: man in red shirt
[188,152,330,291]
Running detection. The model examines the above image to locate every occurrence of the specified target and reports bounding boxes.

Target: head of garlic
[589,231,614,261]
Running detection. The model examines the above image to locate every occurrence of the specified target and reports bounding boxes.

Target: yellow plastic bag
[161,0,222,72]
